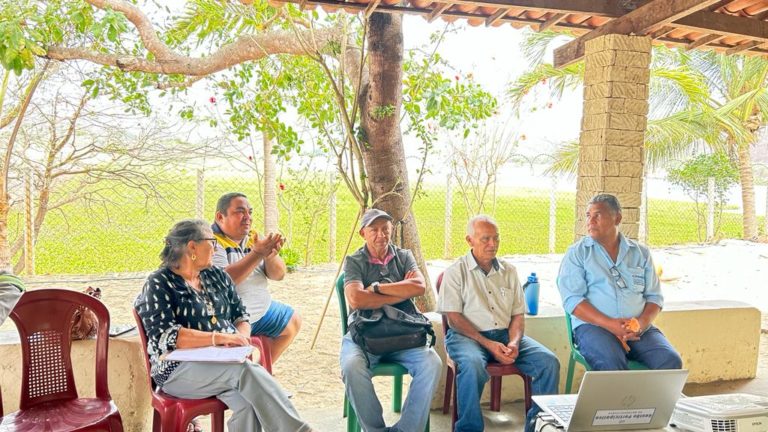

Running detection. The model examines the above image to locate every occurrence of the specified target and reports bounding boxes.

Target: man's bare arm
[264,252,286,281]
[224,250,265,284]
[222,233,281,284]
[345,281,408,310]
[376,270,425,299]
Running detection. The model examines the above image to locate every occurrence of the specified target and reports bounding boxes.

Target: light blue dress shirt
[557,233,663,330]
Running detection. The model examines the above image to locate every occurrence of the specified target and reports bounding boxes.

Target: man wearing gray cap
[340,208,441,432]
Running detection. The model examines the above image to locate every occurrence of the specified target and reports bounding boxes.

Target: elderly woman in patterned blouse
[135,219,314,432]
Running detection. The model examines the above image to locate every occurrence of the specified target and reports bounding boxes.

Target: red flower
[546,102,553,109]
[279,183,286,191]
[209,96,217,104]
[454,75,460,81]
[248,155,253,161]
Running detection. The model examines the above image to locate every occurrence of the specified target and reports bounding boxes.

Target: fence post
[639,175,648,244]
[707,177,715,241]
[548,175,557,253]
[444,174,452,259]
[24,173,34,275]
[196,168,205,219]
[329,171,336,263]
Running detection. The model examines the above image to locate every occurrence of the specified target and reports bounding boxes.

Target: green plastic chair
[564,311,648,393]
[335,273,429,432]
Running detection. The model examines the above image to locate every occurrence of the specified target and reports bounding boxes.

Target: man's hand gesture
[485,340,517,365]
[251,232,284,259]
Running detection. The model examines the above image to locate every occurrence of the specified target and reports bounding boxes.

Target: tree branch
[46,3,345,77]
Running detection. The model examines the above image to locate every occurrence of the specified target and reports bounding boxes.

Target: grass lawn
[8,176,756,274]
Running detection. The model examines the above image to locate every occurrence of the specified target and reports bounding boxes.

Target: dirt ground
[6,240,768,415]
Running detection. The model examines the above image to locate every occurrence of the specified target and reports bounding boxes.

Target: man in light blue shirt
[557,194,682,370]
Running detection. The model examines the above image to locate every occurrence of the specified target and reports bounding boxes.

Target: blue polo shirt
[557,234,663,330]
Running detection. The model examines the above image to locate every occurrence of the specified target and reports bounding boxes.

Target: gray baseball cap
[360,208,393,229]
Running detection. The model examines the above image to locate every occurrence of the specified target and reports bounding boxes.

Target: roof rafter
[686,33,724,49]
[539,13,567,31]
[427,3,451,21]
[485,8,510,26]
[725,39,765,54]
[675,10,768,41]
[446,0,630,16]
[553,0,721,67]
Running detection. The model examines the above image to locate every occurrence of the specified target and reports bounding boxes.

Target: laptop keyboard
[549,404,575,424]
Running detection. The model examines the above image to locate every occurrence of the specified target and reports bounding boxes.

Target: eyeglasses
[198,237,217,247]
[609,266,627,289]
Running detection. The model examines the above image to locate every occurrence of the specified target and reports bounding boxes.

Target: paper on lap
[164,345,254,363]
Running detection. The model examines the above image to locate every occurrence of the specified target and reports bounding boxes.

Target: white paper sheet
[164,345,254,363]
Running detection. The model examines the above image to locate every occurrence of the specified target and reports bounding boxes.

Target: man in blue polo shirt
[557,193,682,371]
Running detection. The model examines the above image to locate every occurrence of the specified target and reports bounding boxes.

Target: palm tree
[508,32,753,239]
[683,52,768,240]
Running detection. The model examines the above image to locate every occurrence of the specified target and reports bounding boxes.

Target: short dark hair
[216,192,248,215]
[160,219,210,268]
[588,193,622,214]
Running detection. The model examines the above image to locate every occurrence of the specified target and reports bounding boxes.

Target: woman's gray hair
[467,215,498,236]
[588,194,622,214]
[160,219,210,268]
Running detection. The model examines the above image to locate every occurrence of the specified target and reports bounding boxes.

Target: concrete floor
[302,376,768,431]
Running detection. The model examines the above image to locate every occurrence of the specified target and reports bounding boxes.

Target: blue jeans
[574,324,683,370]
[340,334,442,432]
[445,329,560,432]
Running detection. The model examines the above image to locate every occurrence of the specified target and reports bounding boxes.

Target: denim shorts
[250,300,294,338]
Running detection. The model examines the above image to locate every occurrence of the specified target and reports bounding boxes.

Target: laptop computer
[533,369,689,431]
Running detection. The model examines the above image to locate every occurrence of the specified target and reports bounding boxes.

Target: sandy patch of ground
[3,239,767,414]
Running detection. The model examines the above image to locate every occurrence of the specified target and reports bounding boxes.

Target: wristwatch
[371,281,381,294]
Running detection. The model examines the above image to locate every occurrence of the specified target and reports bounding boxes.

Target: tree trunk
[736,142,758,240]
[263,131,279,234]
[0,63,48,271]
[360,13,435,311]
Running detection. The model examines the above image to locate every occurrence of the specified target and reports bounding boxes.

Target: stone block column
[575,34,652,241]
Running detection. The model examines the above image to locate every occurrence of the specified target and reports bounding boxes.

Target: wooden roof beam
[675,10,768,42]
[539,13,567,32]
[648,25,675,39]
[686,33,724,49]
[364,0,381,18]
[428,3,451,22]
[485,8,509,27]
[454,0,631,17]
[725,39,765,54]
[554,0,721,68]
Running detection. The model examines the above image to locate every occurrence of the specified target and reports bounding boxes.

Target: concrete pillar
[575,34,651,241]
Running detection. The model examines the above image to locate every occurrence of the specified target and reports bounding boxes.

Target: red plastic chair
[133,309,227,432]
[250,335,273,375]
[436,273,533,430]
[1,288,124,431]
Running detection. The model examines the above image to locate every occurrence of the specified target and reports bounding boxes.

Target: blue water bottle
[524,272,540,316]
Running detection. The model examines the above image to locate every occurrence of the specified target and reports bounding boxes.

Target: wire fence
[8,161,766,275]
